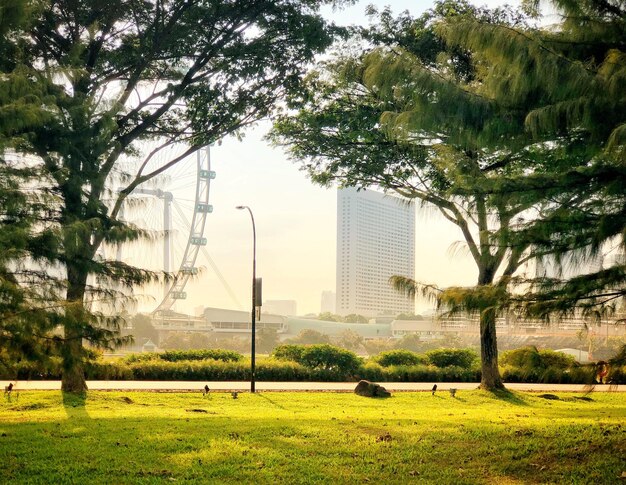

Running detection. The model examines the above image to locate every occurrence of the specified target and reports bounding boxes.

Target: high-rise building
[320,290,336,314]
[336,187,415,317]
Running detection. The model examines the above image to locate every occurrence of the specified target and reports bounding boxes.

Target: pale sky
[130,0,521,316]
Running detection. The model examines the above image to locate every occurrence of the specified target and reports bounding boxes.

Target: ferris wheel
[114,144,241,315]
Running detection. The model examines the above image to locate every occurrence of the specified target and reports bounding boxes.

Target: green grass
[1,391,624,484]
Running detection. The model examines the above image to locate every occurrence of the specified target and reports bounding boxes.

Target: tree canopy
[1,0,347,392]
[271,0,626,389]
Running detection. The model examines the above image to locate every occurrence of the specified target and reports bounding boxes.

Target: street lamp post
[236,205,256,393]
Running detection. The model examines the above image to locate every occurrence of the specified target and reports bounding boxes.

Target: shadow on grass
[256,393,288,411]
[62,391,91,419]
[486,388,529,406]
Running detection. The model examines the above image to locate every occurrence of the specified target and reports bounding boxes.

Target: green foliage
[344,314,368,323]
[498,346,590,384]
[362,338,394,356]
[287,329,331,345]
[126,314,159,346]
[124,349,243,364]
[270,1,542,390]
[373,349,427,367]
[1,391,625,484]
[272,344,307,363]
[426,348,478,369]
[272,0,626,389]
[273,344,361,376]
[0,0,347,392]
[317,312,343,322]
[299,345,361,373]
[160,349,243,363]
[392,334,424,353]
[256,328,279,354]
[500,347,576,370]
[395,313,424,320]
[336,329,364,351]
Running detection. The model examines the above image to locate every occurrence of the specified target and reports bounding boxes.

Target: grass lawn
[1,390,624,484]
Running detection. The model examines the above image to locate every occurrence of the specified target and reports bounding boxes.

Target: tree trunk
[479,306,504,391]
[61,334,88,393]
[61,266,89,393]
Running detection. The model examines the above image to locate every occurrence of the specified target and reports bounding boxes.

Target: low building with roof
[390,320,449,340]
[286,317,392,340]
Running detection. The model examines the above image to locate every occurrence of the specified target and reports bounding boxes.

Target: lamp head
[235,205,245,210]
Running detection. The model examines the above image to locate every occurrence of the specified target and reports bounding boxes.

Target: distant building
[336,187,415,317]
[263,300,297,316]
[320,290,336,314]
[204,307,286,334]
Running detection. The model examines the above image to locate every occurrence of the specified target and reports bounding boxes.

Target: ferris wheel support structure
[117,146,215,316]
[153,146,215,315]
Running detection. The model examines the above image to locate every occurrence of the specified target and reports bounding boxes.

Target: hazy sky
[131,0,521,316]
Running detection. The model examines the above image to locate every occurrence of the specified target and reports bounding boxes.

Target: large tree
[271,0,625,390]
[2,0,345,392]
[436,0,626,317]
[272,1,547,390]
[0,0,62,374]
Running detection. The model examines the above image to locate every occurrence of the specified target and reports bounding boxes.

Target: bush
[123,349,243,364]
[373,350,427,367]
[356,363,479,383]
[123,353,160,363]
[426,348,478,368]
[273,344,360,377]
[500,347,576,370]
[300,345,361,374]
[273,344,306,362]
[159,349,243,363]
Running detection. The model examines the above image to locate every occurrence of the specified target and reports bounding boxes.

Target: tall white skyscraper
[336,187,415,317]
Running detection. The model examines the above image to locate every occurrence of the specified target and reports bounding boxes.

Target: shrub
[273,344,360,377]
[500,347,542,369]
[426,348,478,368]
[159,349,243,363]
[287,329,331,345]
[356,363,479,383]
[123,349,243,364]
[539,349,577,368]
[500,347,577,371]
[373,350,427,367]
[300,345,361,374]
[273,344,306,362]
[123,353,161,363]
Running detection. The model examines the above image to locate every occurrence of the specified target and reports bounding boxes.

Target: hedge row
[7,358,610,383]
[92,360,479,382]
[123,349,243,363]
[1,344,623,384]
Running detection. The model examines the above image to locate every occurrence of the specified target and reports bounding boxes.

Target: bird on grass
[202,385,210,396]
[231,392,238,399]
[431,384,437,396]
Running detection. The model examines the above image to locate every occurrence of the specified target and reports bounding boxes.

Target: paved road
[1,380,621,392]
